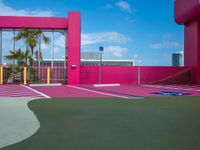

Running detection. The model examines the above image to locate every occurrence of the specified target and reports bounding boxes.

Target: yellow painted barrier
[24,67,27,85]
[0,66,3,84]
[47,67,50,84]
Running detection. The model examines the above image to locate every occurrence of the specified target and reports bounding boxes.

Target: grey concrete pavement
[0,98,40,148]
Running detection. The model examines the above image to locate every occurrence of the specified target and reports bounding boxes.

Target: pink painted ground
[31,84,200,98]
[32,86,112,98]
[0,84,45,98]
[79,84,200,97]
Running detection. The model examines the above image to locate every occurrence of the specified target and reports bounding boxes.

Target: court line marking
[142,85,200,92]
[67,85,130,99]
[20,84,51,99]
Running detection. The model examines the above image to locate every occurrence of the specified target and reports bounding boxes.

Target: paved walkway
[0,98,40,148]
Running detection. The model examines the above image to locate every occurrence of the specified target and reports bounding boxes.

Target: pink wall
[80,66,190,85]
[140,66,190,84]
[80,66,138,84]
[67,12,81,84]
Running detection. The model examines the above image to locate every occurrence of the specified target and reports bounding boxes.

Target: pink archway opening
[0,11,81,85]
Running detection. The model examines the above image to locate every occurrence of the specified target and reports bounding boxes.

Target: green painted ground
[1,97,200,150]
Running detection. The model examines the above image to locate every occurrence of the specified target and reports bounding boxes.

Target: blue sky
[0,0,184,66]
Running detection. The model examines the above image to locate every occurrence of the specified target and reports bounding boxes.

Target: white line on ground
[20,84,51,99]
[29,83,62,87]
[67,85,130,99]
[93,84,120,87]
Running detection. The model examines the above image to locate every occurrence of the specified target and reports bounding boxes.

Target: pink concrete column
[67,12,81,84]
[175,0,200,84]
[184,20,200,84]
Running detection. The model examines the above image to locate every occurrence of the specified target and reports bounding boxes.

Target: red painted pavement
[79,84,200,97]
[0,85,45,98]
[32,86,112,98]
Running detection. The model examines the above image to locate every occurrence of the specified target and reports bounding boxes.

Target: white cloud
[149,33,183,49]
[105,4,113,9]
[149,41,183,49]
[40,33,65,59]
[81,32,131,46]
[149,43,163,49]
[162,41,182,48]
[104,46,128,57]
[133,54,139,58]
[162,33,174,39]
[115,0,132,13]
[179,51,184,54]
[136,60,143,65]
[0,0,55,16]
[41,43,49,50]
[54,34,65,48]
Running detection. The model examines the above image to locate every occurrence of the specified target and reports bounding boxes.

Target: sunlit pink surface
[32,84,200,98]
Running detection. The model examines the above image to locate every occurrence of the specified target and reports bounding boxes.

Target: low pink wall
[80,66,138,84]
[140,66,190,84]
[80,66,191,85]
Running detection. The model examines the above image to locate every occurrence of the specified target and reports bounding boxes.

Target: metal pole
[64,31,67,69]
[13,29,16,65]
[38,33,41,79]
[13,29,16,51]
[99,51,102,84]
[64,31,67,83]
[0,29,2,65]
[51,30,55,69]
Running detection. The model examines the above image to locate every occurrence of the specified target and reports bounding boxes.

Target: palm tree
[10,29,50,83]
[14,29,50,58]
[4,49,27,82]
[5,49,26,67]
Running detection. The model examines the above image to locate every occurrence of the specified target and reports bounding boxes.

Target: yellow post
[24,67,27,85]
[47,67,50,84]
[0,66,3,84]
